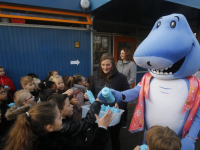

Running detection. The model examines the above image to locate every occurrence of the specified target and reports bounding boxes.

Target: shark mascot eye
[171,21,176,28]
[107,13,200,150]
[157,21,161,28]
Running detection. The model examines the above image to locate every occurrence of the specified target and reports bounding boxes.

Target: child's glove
[97,89,122,103]
[181,136,195,150]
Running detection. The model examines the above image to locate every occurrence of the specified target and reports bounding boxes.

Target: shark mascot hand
[103,14,200,150]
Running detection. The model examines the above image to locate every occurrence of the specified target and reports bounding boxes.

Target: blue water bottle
[102,87,115,103]
[140,144,148,150]
[105,105,111,112]
[86,90,95,104]
[113,107,120,113]
[111,106,115,113]
[101,104,106,111]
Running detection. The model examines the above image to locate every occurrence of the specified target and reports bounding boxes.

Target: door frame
[113,36,136,62]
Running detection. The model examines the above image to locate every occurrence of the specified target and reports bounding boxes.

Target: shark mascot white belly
[98,14,200,150]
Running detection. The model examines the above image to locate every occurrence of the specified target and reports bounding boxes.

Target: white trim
[91,30,94,74]
[0,22,88,30]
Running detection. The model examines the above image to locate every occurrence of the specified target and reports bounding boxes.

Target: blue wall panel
[0,25,91,90]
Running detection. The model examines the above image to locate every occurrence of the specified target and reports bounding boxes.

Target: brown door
[114,36,136,87]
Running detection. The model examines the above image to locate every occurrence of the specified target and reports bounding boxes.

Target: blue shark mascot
[98,14,200,150]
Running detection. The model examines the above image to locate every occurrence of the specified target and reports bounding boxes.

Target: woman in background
[116,47,137,128]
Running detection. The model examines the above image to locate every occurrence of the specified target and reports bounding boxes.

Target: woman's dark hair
[119,47,132,61]
[27,73,38,78]
[38,80,55,90]
[46,70,58,80]
[86,75,92,84]
[66,74,82,90]
[39,88,56,102]
[99,53,116,83]
[48,94,68,110]
[63,75,69,91]
[4,101,58,150]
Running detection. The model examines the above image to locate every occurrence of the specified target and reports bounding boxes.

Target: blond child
[5,90,36,126]
[49,75,78,105]
[49,75,65,93]
[33,78,41,90]
[20,76,35,92]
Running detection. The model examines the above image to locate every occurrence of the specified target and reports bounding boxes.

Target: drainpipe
[88,15,95,74]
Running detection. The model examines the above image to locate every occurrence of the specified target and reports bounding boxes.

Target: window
[93,36,108,64]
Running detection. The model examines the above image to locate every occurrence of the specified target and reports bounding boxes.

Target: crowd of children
[0,66,182,150]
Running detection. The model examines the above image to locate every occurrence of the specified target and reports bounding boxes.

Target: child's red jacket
[0,75,15,96]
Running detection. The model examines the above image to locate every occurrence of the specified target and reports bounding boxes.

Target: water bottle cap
[102,87,110,97]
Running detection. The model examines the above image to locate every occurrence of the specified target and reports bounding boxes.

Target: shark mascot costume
[98,14,200,150]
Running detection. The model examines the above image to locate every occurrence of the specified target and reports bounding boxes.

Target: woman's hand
[95,110,113,128]
[133,146,140,150]
[84,93,89,100]
[63,89,74,96]
[70,95,79,105]
[114,103,119,108]
[95,98,101,103]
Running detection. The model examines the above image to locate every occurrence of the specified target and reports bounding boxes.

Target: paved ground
[86,104,200,150]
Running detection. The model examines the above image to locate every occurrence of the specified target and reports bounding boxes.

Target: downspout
[88,15,95,74]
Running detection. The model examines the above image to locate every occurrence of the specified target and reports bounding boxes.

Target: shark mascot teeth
[98,14,200,150]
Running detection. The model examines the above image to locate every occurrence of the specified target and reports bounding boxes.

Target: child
[0,84,10,143]
[46,70,58,80]
[49,75,74,96]
[20,76,35,92]
[3,101,113,150]
[48,94,103,145]
[0,66,15,99]
[31,78,41,102]
[49,75,65,93]
[66,75,89,122]
[27,73,38,78]
[38,81,57,102]
[5,90,36,124]
[81,76,86,87]
[134,126,181,150]
[33,78,41,91]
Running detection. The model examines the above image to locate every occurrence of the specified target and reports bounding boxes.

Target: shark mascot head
[134,14,200,80]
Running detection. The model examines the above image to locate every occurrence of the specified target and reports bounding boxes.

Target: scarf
[128,72,200,138]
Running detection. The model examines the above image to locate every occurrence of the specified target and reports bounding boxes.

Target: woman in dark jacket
[84,53,130,150]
